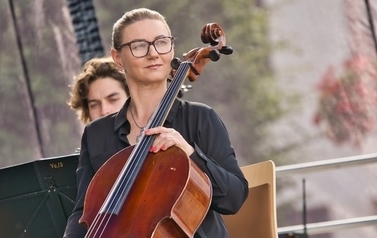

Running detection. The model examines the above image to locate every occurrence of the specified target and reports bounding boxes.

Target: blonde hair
[112,8,171,50]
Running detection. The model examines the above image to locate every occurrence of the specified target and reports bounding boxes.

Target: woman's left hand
[145,126,194,156]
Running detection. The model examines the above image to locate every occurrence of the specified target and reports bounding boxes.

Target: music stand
[0,154,79,238]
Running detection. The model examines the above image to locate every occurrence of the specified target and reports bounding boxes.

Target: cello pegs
[219,46,233,55]
[209,50,220,61]
[171,57,182,70]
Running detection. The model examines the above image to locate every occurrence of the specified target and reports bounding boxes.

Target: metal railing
[275,153,377,235]
[277,215,377,235]
[276,153,377,177]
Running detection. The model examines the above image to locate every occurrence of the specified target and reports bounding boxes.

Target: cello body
[80,145,212,237]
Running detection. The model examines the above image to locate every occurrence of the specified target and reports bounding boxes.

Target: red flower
[313,54,377,147]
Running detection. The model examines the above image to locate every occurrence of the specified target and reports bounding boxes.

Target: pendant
[136,127,145,143]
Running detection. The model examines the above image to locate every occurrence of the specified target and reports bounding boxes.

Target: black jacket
[64,98,248,237]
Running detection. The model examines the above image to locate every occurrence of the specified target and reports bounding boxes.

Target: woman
[68,56,129,124]
[64,8,248,237]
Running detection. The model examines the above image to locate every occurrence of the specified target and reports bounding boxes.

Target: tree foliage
[0,0,82,167]
[0,0,294,168]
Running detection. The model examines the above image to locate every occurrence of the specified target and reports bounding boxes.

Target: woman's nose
[147,44,159,57]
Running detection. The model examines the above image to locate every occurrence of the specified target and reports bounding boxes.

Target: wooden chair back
[222,160,278,238]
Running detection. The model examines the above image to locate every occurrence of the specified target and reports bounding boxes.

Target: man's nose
[100,103,111,116]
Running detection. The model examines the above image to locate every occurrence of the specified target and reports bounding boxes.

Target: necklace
[130,106,148,143]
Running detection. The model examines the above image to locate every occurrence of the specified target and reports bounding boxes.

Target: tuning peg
[171,57,182,70]
[209,50,220,61]
[219,46,233,55]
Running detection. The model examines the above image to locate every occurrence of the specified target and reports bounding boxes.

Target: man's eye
[89,103,98,109]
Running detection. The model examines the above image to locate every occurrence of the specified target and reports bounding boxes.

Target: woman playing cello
[64,7,248,238]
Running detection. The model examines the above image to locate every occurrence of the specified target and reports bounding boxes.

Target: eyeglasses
[116,36,175,58]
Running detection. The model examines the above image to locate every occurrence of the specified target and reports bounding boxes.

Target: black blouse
[64,98,248,238]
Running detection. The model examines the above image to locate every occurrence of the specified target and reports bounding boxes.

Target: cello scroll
[171,23,233,82]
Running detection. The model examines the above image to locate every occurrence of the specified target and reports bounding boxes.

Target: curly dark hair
[67,57,129,124]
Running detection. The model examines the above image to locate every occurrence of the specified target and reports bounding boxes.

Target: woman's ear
[110,48,123,69]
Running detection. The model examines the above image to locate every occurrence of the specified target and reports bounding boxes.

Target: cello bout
[81,145,212,237]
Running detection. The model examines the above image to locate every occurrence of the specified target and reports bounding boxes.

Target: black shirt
[64,98,248,237]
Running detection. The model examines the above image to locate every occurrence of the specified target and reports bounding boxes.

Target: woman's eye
[155,39,168,46]
[132,42,148,50]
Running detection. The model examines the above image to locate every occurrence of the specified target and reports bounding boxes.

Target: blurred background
[0,0,376,237]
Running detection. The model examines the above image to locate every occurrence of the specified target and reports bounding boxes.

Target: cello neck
[149,62,191,129]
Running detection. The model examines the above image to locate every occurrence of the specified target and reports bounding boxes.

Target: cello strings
[85,125,153,237]
[99,62,189,211]
[86,62,190,237]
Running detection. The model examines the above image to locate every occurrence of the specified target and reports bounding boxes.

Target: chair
[222,160,278,238]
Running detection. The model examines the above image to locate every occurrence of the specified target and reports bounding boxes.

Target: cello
[79,22,233,238]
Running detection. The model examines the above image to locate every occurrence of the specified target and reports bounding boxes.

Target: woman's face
[87,77,128,121]
[113,19,174,85]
